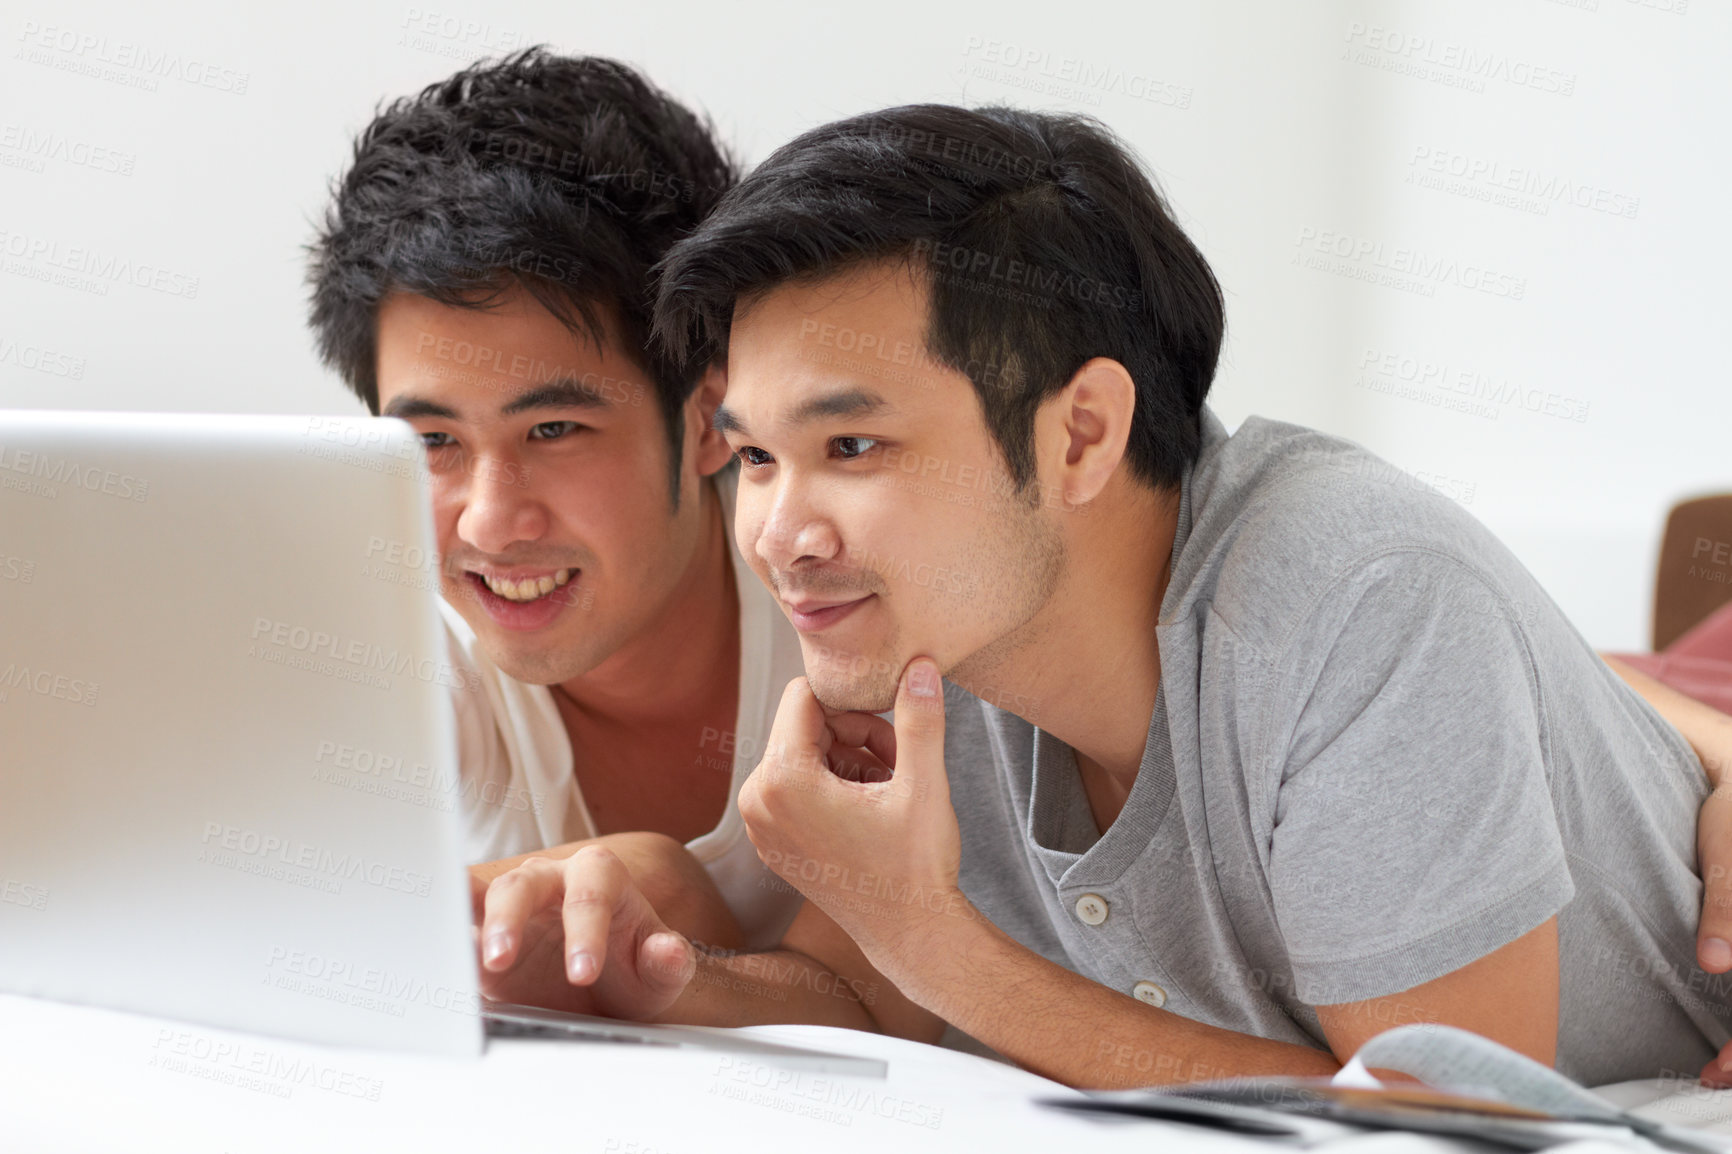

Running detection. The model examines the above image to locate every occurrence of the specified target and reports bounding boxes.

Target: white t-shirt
[441,466,806,948]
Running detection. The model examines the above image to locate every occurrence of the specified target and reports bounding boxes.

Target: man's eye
[529,421,584,441]
[421,431,456,450]
[831,436,879,460]
[736,446,773,468]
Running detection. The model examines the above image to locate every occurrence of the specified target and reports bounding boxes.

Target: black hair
[653,104,1223,492]
[307,47,737,499]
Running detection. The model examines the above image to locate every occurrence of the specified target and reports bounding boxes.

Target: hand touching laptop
[471,831,733,1020]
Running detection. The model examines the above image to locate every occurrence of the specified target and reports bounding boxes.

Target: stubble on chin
[806,667,899,714]
[801,637,903,715]
[496,651,578,688]
[465,611,602,688]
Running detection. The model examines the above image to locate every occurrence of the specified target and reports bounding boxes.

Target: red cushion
[1666,601,1732,662]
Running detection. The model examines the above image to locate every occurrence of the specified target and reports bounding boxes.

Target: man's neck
[554,477,740,730]
[952,479,1179,795]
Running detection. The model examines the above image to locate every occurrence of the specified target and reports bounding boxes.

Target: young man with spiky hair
[306,49,807,1003]
[481,101,1732,1086]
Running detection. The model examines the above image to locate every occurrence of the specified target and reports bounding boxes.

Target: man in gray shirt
[935,406,1716,1087]
[475,101,1732,1088]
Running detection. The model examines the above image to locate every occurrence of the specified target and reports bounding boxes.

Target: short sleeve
[1265,550,1575,1006]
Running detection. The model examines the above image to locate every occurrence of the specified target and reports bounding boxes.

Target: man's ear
[686,364,733,477]
[1033,357,1136,508]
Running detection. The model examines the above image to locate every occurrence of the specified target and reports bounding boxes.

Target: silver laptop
[0,410,882,1076]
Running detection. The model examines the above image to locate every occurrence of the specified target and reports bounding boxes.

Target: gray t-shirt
[947,408,1728,1086]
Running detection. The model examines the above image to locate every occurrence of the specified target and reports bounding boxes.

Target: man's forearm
[652,947,881,1031]
[877,896,1341,1088]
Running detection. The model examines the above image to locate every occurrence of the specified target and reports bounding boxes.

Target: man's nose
[755,479,842,571]
[453,454,547,556]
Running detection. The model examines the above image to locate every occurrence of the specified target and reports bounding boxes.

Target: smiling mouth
[785,595,869,614]
[783,592,876,633]
[469,568,575,603]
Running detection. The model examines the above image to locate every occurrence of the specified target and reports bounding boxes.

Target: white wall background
[2,0,1724,650]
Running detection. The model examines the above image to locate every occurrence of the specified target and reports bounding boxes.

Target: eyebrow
[499,378,616,416]
[381,378,617,421]
[381,395,458,420]
[713,386,892,437]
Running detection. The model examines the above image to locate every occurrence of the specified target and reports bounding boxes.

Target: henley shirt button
[1074,893,1109,926]
[1132,981,1167,1008]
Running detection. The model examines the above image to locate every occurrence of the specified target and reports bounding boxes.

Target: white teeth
[482,568,574,602]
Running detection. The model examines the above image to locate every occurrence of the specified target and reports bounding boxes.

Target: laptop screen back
[0,412,481,1056]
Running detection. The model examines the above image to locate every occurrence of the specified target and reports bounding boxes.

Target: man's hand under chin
[736,658,969,979]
